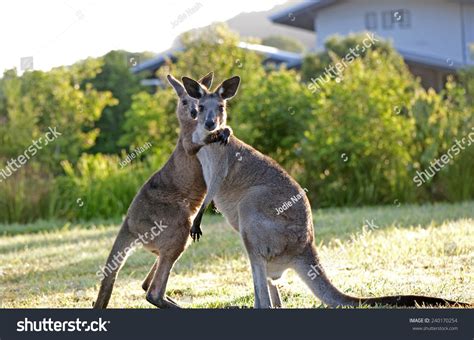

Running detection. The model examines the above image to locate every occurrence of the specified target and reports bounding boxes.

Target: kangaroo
[182,75,470,308]
[93,73,230,309]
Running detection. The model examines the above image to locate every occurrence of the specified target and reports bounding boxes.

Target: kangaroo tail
[294,245,470,308]
[93,219,136,309]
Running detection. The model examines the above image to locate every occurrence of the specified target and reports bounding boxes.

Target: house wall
[314,0,467,65]
[462,3,474,65]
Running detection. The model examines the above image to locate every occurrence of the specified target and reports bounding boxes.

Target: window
[382,9,411,30]
[382,11,394,29]
[394,9,411,28]
[365,12,377,30]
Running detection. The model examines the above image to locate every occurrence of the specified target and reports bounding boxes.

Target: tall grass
[0,165,53,223]
[51,153,158,220]
[0,153,161,224]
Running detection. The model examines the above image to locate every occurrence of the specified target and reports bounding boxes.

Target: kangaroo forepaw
[190,225,202,242]
[218,128,231,145]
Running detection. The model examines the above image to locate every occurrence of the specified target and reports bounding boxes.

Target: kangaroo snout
[205,120,216,130]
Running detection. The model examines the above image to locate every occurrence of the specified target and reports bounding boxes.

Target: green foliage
[233,69,313,170]
[89,50,148,154]
[1,25,473,224]
[0,70,38,158]
[426,77,474,201]
[261,35,305,53]
[0,58,116,223]
[0,59,116,172]
[120,89,177,164]
[300,50,418,206]
[301,32,397,83]
[172,23,264,87]
[0,164,54,223]
[53,153,154,220]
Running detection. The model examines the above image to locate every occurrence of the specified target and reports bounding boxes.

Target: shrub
[233,69,313,172]
[52,153,156,220]
[0,165,54,223]
[299,50,418,207]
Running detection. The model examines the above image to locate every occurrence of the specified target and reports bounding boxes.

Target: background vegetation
[0,24,473,223]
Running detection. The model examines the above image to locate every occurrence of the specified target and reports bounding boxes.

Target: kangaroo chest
[196,144,240,229]
[196,144,224,188]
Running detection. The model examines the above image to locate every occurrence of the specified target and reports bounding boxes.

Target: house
[270,0,474,90]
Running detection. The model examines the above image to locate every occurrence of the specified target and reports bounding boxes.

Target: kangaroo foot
[146,293,181,308]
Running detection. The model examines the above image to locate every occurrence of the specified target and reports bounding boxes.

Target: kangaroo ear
[198,72,214,89]
[215,76,240,100]
[167,74,185,96]
[182,77,206,99]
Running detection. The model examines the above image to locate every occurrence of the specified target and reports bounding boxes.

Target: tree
[88,50,151,154]
[301,32,396,82]
[121,24,266,169]
[0,59,116,172]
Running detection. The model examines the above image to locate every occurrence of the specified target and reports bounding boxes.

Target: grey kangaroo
[93,73,230,309]
[182,75,469,308]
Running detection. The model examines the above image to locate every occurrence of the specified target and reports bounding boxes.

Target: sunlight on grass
[0,201,473,308]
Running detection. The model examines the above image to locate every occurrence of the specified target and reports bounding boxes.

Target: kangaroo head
[182,75,240,134]
[167,72,214,124]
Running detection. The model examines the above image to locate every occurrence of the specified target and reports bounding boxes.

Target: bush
[300,32,397,83]
[419,76,474,201]
[0,165,54,223]
[299,50,418,207]
[233,69,313,172]
[52,153,156,220]
[120,89,178,165]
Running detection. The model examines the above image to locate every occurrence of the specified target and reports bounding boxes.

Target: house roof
[131,42,303,75]
[270,0,474,31]
[398,49,466,70]
[269,0,337,31]
[131,48,183,74]
[237,41,303,68]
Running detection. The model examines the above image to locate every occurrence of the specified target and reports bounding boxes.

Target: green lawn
[0,201,473,308]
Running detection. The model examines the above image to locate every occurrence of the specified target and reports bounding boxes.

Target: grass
[0,201,473,308]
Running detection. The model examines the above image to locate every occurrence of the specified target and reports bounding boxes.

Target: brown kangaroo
[182,75,470,308]
[93,73,230,309]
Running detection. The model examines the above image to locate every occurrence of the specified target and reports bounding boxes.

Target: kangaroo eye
[199,105,204,112]
[218,105,224,112]
[182,100,188,105]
